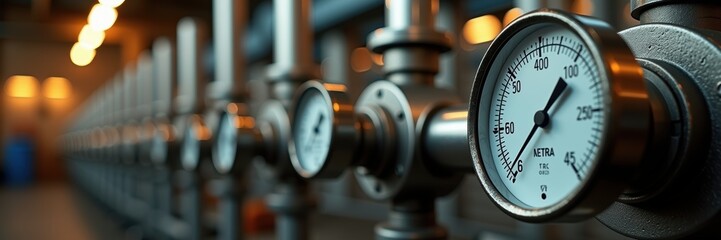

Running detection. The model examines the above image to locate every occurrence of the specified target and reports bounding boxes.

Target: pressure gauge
[214,111,239,173]
[468,10,648,222]
[289,80,355,179]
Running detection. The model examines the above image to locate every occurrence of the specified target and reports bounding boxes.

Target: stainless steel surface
[598,22,721,239]
[210,0,246,101]
[176,18,208,115]
[152,38,174,119]
[368,0,450,87]
[271,0,313,79]
[423,105,473,173]
[632,0,721,31]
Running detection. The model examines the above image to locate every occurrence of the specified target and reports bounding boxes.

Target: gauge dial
[290,81,355,179]
[292,87,333,174]
[487,26,604,208]
[214,113,238,173]
[469,10,648,221]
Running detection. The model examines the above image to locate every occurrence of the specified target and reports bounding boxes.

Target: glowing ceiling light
[78,24,105,49]
[70,42,97,66]
[43,77,73,99]
[463,15,502,45]
[5,75,39,98]
[503,8,523,26]
[99,0,125,8]
[351,47,372,73]
[88,4,118,31]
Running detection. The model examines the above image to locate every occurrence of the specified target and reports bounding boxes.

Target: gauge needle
[305,113,326,152]
[313,114,325,134]
[508,77,568,177]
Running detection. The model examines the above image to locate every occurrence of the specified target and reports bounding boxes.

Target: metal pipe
[423,105,474,172]
[214,176,241,240]
[273,0,313,79]
[631,0,721,31]
[176,18,208,115]
[136,52,154,119]
[387,0,435,29]
[369,0,450,87]
[178,171,202,240]
[211,0,247,101]
[270,0,313,102]
[153,38,174,119]
[123,65,137,123]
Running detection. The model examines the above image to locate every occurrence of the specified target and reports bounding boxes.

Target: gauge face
[292,88,333,175]
[214,114,237,172]
[481,24,606,209]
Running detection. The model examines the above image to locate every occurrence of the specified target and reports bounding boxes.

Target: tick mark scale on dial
[507,78,568,176]
[507,68,517,79]
[571,163,582,181]
[558,36,564,54]
[538,36,543,57]
[575,44,583,62]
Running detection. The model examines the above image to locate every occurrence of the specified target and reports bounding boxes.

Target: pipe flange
[597,23,719,239]
[368,27,452,54]
[354,81,464,200]
[253,100,293,180]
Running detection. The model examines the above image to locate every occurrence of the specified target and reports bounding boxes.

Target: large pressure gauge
[468,10,649,222]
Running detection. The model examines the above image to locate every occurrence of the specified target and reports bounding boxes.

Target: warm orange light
[5,75,39,98]
[441,111,468,120]
[372,53,384,66]
[99,0,125,8]
[463,15,502,44]
[503,8,523,26]
[88,4,118,31]
[323,83,347,92]
[70,42,96,66]
[78,24,105,49]
[43,77,73,99]
[572,0,593,16]
[351,47,372,73]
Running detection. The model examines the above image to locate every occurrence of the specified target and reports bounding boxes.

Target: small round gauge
[468,10,648,222]
[290,80,355,179]
[181,115,210,170]
[213,111,238,173]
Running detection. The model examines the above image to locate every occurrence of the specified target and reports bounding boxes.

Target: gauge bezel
[468,9,648,222]
[289,80,356,179]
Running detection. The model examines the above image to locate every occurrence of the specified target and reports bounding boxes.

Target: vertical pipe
[273,0,312,78]
[370,0,449,87]
[216,176,241,240]
[436,0,460,92]
[387,0,435,30]
[179,171,202,240]
[176,18,208,115]
[211,0,246,100]
[136,52,154,120]
[319,31,351,85]
[270,0,313,102]
[153,38,174,118]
